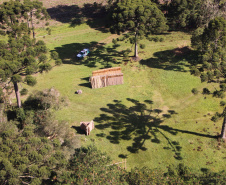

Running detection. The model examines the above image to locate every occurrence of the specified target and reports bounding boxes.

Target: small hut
[90,67,123,89]
[80,120,94,135]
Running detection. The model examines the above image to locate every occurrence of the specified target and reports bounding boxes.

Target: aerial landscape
[0,0,225,184]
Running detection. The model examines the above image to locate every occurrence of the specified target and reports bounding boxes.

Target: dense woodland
[0,0,226,184]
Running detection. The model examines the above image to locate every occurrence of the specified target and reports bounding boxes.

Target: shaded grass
[21,19,226,172]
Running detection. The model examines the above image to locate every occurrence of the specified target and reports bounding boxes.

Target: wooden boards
[90,67,123,89]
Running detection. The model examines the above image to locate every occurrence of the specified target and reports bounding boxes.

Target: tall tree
[0,121,69,184]
[158,0,226,29]
[191,17,226,138]
[109,0,168,58]
[22,0,50,39]
[0,36,51,108]
[0,0,49,39]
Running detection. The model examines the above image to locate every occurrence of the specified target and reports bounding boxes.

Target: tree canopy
[158,0,226,29]
[191,17,226,138]
[109,0,168,57]
[0,35,51,107]
[0,0,49,38]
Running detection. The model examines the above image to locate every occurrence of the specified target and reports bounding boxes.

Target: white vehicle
[77,49,90,58]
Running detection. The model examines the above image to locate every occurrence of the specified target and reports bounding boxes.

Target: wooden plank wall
[90,73,123,89]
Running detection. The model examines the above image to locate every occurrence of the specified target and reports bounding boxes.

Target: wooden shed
[90,67,123,89]
[80,120,94,135]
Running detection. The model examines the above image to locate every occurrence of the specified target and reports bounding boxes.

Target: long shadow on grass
[140,47,200,72]
[47,3,108,33]
[54,41,123,68]
[94,98,216,159]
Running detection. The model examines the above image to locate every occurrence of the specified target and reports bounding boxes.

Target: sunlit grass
[20,20,226,172]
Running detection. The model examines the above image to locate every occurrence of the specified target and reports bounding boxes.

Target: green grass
[20,20,226,173]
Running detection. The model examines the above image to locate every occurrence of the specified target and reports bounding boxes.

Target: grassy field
[19,19,226,172]
[2,0,224,173]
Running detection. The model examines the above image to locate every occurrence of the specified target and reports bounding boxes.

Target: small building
[90,67,123,89]
[80,120,94,135]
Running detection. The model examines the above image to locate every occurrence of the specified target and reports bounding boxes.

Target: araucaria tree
[0,36,51,108]
[109,0,168,58]
[0,0,57,108]
[191,17,226,138]
[0,0,49,39]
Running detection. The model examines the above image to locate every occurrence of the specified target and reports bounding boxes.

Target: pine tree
[109,0,168,58]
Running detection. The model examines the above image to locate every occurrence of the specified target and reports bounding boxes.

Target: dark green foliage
[220,101,226,106]
[213,90,225,99]
[55,59,62,66]
[160,0,225,29]
[51,51,59,60]
[109,0,168,57]
[0,0,49,38]
[0,121,68,185]
[60,145,125,184]
[140,44,146,49]
[24,75,37,86]
[191,88,198,95]
[211,112,221,122]
[39,63,52,73]
[190,66,200,76]
[191,17,226,138]
[112,38,117,45]
[0,32,51,107]
[202,88,210,95]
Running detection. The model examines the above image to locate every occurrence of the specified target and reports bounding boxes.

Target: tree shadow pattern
[94,98,217,159]
[54,41,124,68]
[140,47,200,72]
[47,3,108,32]
[94,98,183,159]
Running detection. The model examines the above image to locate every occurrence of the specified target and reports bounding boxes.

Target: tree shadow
[140,47,200,72]
[94,98,216,159]
[71,126,86,135]
[47,3,108,33]
[53,41,123,68]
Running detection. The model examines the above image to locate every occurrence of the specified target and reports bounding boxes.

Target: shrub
[24,76,37,86]
[140,44,146,49]
[55,59,62,66]
[191,88,198,95]
[153,37,159,42]
[202,88,210,95]
[112,39,117,45]
[159,38,164,42]
[220,101,226,106]
[20,88,28,96]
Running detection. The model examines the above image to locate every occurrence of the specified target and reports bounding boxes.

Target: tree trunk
[13,82,21,108]
[30,11,35,39]
[134,33,138,58]
[221,116,226,139]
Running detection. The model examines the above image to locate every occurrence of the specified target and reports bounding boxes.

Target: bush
[20,88,28,96]
[191,88,198,95]
[202,88,210,95]
[140,44,146,49]
[220,101,226,106]
[211,112,221,122]
[153,37,159,42]
[112,39,117,45]
[55,59,62,66]
[159,38,164,42]
[24,76,37,86]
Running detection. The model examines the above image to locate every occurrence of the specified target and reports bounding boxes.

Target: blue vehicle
[77,49,89,58]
